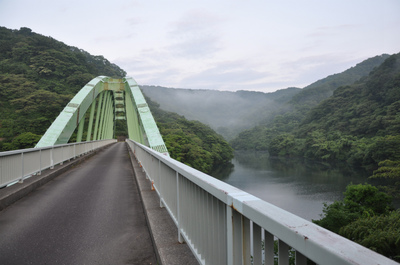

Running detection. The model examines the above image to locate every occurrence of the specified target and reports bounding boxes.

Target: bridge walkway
[0,142,157,264]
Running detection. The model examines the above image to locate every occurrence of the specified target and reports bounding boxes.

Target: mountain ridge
[140,85,301,139]
[141,55,389,140]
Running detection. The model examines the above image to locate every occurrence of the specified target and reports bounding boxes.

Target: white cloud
[166,9,224,59]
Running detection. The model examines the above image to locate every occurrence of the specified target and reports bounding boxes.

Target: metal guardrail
[0,139,116,188]
[127,139,397,265]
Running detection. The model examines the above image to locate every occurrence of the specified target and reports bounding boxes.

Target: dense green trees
[0,26,126,150]
[279,54,400,171]
[0,132,41,151]
[339,210,400,260]
[146,96,234,174]
[313,183,399,261]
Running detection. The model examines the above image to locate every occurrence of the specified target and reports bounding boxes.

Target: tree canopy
[145,96,234,174]
[0,26,126,150]
[313,183,399,262]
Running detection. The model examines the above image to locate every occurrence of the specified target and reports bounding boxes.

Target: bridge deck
[0,143,157,264]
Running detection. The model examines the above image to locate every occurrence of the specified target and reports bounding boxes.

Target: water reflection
[212,151,374,221]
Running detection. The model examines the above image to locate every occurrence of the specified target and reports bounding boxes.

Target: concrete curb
[127,146,199,265]
[0,144,113,212]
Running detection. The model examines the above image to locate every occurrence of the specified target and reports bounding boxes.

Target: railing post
[38,149,42,175]
[176,171,183,243]
[278,239,289,265]
[253,223,262,265]
[19,152,24,183]
[50,147,54,169]
[295,251,307,265]
[227,205,234,265]
[243,217,251,265]
[232,209,243,265]
[264,230,274,265]
[159,159,164,208]
[227,205,252,265]
[60,145,64,165]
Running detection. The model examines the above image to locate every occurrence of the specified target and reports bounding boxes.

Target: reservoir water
[213,151,377,221]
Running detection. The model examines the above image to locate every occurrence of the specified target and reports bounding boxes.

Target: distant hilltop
[140,54,390,140]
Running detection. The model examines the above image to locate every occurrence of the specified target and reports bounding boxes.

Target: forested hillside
[291,54,390,106]
[230,54,390,150]
[0,27,233,174]
[141,85,301,140]
[267,53,400,195]
[0,26,126,150]
[298,54,400,138]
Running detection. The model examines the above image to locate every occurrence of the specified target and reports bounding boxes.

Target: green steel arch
[35,76,168,155]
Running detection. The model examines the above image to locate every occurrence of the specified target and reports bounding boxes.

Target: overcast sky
[0,0,399,92]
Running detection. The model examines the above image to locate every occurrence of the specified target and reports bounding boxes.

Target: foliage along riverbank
[268,53,400,195]
[313,183,400,262]
[145,96,234,174]
[232,53,400,197]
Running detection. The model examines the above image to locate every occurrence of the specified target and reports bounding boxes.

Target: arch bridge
[35,76,168,155]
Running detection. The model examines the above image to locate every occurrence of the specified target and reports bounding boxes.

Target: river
[212,151,380,221]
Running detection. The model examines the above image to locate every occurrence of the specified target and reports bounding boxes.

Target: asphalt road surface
[0,142,157,265]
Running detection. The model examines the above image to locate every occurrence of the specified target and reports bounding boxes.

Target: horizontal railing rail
[126,139,397,265]
[0,139,116,188]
